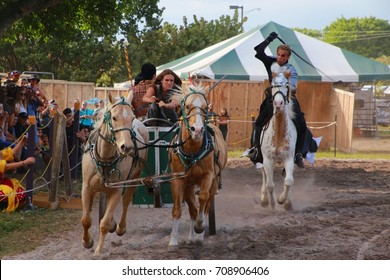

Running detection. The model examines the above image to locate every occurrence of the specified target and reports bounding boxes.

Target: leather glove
[266,32,278,43]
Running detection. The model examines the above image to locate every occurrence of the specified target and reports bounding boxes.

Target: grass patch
[0,208,80,259]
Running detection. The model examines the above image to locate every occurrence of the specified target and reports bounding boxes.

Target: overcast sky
[158,0,390,30]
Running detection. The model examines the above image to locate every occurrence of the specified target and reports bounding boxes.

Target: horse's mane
[170,83,207,103]
[287,103,296,120]
[188,84,207,95]
[169,85,184,104]
[92,107,107,131]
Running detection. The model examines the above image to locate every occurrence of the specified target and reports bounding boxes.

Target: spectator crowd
[0,70,103,212]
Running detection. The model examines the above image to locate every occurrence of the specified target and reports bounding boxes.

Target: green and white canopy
[157,21,390,82]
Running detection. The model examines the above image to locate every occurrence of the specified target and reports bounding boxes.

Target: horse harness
[171,89,222,187]
[260,79,291,147]
[271,77,291,105]
[84,98,141,183]
[172,127,214,171]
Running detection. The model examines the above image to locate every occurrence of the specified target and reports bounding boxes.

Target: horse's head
[100,92,136,156]
[271,72,290,110]
[179,84,209,142]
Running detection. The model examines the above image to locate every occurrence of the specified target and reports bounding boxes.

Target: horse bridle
[272,83,290,105]
[180,89,209,131]
[260,80,291,145]
[174,89,214,171]
[90,97,139,181]
[98,97,137,144]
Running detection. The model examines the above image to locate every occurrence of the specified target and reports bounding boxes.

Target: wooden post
[48,112,66,209]
[121,40,133,87]
[45,116,55,189]
[70,102,80,179]
[61,126,73,197]
[24,117,37,210]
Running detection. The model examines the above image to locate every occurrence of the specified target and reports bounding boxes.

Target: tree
[119,14,241,84]
[0,0,64,37]
[293,28,323,40]
[138,14,241,66]
[0,1,242,84]
[323,16,390,59]
[0,0,163,82]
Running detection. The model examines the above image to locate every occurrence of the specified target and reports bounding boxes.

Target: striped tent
[157,21,390,82]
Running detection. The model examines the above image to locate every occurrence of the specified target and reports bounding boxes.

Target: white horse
[260,72,297,210]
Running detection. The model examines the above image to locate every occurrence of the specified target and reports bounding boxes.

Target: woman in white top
[13,87,28,114]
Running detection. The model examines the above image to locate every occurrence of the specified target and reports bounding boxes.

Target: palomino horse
[81,92,149,256]
[168,84,228,250]
[260,72,297,210]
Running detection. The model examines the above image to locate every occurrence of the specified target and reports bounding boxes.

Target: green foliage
[142,14,241,67]
[376,55,390,65]
[0,0,242,85]
[293,27,323,40]
[96,72,113,87]
[1,2,389,86]
[0,0,162,83]
[323,16,390,59]
[0,208,80,258]
[295,17,390,74]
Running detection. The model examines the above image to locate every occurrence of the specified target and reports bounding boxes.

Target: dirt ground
[4,147,390,260]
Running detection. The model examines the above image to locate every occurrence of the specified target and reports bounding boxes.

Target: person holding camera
[243,32,307,169]
[28,74,48,104]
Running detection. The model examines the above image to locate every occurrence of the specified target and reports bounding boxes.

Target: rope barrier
[307,121,336,130]
[0,160,82,201]
[37,116,54,130]
[227,119,254,124]
[228,136,251,146]
[210,115,255,121]
[0,124,32,152]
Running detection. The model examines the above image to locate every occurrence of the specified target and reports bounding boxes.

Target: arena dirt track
[5,157,390,260]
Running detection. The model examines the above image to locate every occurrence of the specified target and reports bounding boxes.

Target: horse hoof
[83,238,94,249]
[194,226,204,234]
[116,228,126,236]
[168,245,178,252]
[109,220,117,233]
[260,200,269,208]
